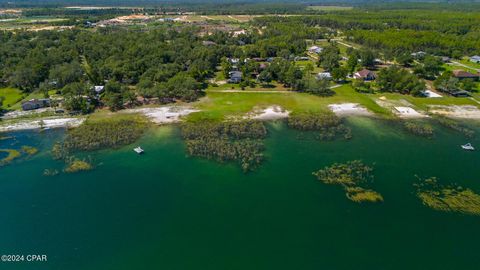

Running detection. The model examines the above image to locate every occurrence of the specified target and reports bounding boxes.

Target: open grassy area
[0,87,24,108]
[189,84,390,121]
[189,83,480,122]
[8,91,45,110]
[443,63,478,74]
[459,57,480,70]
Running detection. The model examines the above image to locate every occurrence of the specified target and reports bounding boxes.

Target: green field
[188,84,479,122]
[459,57,480,70]
[0,88,23,108]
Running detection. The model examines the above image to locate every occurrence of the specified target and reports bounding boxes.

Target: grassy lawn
[0,87,24,108]
[189,82,480,122]
[189,84,390,121]
[458,57,480,70]
[9,91,46,110]
[373,92,478,110]
[443,63,478,74]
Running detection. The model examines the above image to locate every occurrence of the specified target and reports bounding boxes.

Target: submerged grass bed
[288,111,352,140]
[415,177,480,216]
[403,121,434,138]
[64,157,94,173]
[313,160,383,203]
[0,149,21,166]
[21,145,38,156]
[435,117,475,138]
[181,120,267,172]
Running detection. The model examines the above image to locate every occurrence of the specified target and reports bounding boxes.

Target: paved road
[208,85,342,93]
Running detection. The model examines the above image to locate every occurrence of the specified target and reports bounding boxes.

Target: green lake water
[1,118,480,270]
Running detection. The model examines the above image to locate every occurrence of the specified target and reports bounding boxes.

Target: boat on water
[461,143,475,151]
[133,146,144,154]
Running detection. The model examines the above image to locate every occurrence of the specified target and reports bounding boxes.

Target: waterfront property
[21,98,50,111]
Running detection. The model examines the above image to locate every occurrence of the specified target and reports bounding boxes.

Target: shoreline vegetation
[313,160,384,203]
[403,121,434,138]
[181,120,267,172]
[435,117,475,138]
[287,112,352,140]
[52,114,149,159]
[415,177,480,216]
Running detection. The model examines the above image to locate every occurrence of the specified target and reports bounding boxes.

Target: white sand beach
[328,103,372,116]
[125,106,200,124]
[428,105,480,119]
[0,117,85,132]
[247,106,290,120]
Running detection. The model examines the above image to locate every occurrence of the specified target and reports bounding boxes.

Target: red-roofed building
[452,70,479,80]
[354,69,376,81]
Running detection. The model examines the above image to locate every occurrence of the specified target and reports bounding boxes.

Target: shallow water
[1,118,479,270]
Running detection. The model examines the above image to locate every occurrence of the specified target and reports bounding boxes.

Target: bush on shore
[52,114,149,159]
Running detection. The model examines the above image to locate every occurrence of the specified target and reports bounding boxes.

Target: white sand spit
[246,106,290,120]
[428,105,480,119]
[0,117,85,132]
[329,103,372,116]
[126,106,199,124]
[394,107,427,118]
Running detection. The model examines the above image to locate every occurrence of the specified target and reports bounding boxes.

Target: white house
[94,86,105,94]
[470,55,480,64]
[308,46,323,54]
[316,72,332,80]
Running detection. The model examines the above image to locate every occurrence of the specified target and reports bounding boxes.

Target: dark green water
[1,118,480,270]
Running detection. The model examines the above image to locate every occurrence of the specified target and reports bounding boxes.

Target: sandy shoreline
[428,105,480,119]
[329,103,372,116]
[245,106,290,120]
[124,106,200,124]
[0,117,85,132]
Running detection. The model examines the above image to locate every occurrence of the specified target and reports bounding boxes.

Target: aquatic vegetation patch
[21,145,38,156]
[435,117,475,138]
[414,177,480,216]
[313,160,383,203]
[0,149,21,166]
[345,187,384,203]
[64,157,94,173]
[181,120,267,172]
[43,169,59,176]
[52,114,149,159]
[287,112,351,140]
[403,121,434,138]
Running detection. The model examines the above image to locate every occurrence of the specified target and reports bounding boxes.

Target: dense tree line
[253,10,480,58]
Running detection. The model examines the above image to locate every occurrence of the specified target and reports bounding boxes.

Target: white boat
[461,143,475,151]
[133,146,144,154]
